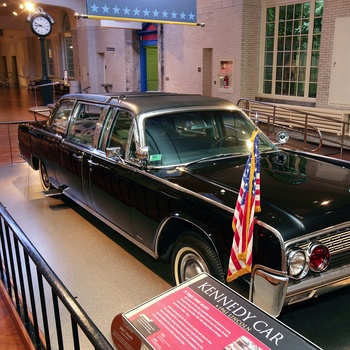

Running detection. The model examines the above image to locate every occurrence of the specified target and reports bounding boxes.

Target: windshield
[144,110,275,167]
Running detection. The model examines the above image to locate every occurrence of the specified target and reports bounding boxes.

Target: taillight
[308,243,330,272]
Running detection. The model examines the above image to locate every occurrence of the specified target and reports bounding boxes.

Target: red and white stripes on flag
[227,130,261,282]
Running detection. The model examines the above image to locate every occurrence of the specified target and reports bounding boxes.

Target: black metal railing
[0,202,115,350]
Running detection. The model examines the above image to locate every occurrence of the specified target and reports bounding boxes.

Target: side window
[107,110,133,158]
[68,103,103,146]
[50,100,74,133]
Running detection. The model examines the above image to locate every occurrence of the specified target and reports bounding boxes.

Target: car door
[54,102,104,205]
[86,108,135,236]
[37,99,75,187]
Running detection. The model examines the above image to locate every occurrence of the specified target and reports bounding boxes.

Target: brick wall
[163,0,262,104]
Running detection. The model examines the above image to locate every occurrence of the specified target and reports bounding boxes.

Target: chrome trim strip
[255,220,287,272]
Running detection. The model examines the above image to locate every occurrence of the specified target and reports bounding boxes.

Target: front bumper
[285,265,350,305]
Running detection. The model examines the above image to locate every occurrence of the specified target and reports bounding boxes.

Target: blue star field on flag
[86,0,197,24]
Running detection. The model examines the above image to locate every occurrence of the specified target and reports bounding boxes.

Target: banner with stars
[86,0,197,25]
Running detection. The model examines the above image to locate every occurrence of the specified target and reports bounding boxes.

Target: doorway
[139,24,158,92]
[146,47,158,91]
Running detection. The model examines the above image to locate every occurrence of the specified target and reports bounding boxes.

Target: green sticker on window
[150,154,162,162]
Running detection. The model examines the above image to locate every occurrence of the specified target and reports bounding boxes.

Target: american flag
[227,130,261,282]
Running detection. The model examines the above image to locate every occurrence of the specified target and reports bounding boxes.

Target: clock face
[31,15,52,36]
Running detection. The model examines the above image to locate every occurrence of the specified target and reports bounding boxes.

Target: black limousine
[18,92,350,316]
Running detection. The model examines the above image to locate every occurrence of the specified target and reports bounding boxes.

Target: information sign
[122,273,321,350]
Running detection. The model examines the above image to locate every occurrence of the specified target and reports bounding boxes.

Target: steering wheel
[213,135,239,147]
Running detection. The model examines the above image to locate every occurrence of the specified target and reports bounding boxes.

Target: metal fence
[0,202,114,350]
[237,98,350,158]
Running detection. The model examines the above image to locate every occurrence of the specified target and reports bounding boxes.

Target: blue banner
[86,0,197,24]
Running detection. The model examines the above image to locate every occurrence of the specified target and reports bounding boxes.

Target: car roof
[60,92,237,115]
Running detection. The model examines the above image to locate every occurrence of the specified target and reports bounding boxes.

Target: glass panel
[315,0,324,16]
[314,18,322,33]
[298,68,306,81]
[279,6,286,20]
[311,51,319,66]
[275,82,282,94]
[279,22,285,35]
[266,23,275,37]
[292,67,299,81]
[283,52,291,65]
[295,4,302,19]
[107,110,133,156]
[294,19,302,34]
[300,52,307,66]
[219,60,233,90]
[309,83,317,98]
[282,82,289,95]
[65,36,74,78]
[301,19,309,34]
[312,35,321,50]
[276,67,283,80]
[284,67,291,80]
[293,36,300,50]
[310,67,318,82]
[264,81,272,94]
[301,35,308,50]
[303,2,311,18]
[286,21,293,35]
[278,37,284,51]
[277,52,283,66]
[297,83,305,96]
[265,52,273,65]
[287,5,294,20]
[264,67,273,80]
[290,82,296,95]
[265,37,274,51]
[285,37,292,50]
[267,7,275,22]
[50,101,74,133]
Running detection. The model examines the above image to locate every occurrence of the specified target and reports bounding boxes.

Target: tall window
[46,39,54,76]
[262,1,323,99]
[63,13,75,78]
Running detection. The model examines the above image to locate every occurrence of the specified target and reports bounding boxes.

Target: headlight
[287,249,309,279]
[308,243,330,272]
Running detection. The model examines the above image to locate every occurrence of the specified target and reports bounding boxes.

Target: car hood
[165,150,350,224]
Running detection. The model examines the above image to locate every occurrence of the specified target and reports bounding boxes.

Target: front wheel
[171,231,225,285]
[39,160,52,191]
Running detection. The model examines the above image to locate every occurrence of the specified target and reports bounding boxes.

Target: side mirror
[249,265,288,317]
[135,146,149,161]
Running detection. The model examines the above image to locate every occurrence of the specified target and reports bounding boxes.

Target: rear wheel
[39,160,52,191]
[171,231,225,285]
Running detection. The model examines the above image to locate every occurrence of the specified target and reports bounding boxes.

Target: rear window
[50,100,75,134]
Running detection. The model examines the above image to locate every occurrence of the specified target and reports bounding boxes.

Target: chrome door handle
[88,159,99,166]
[73,154,82,161]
